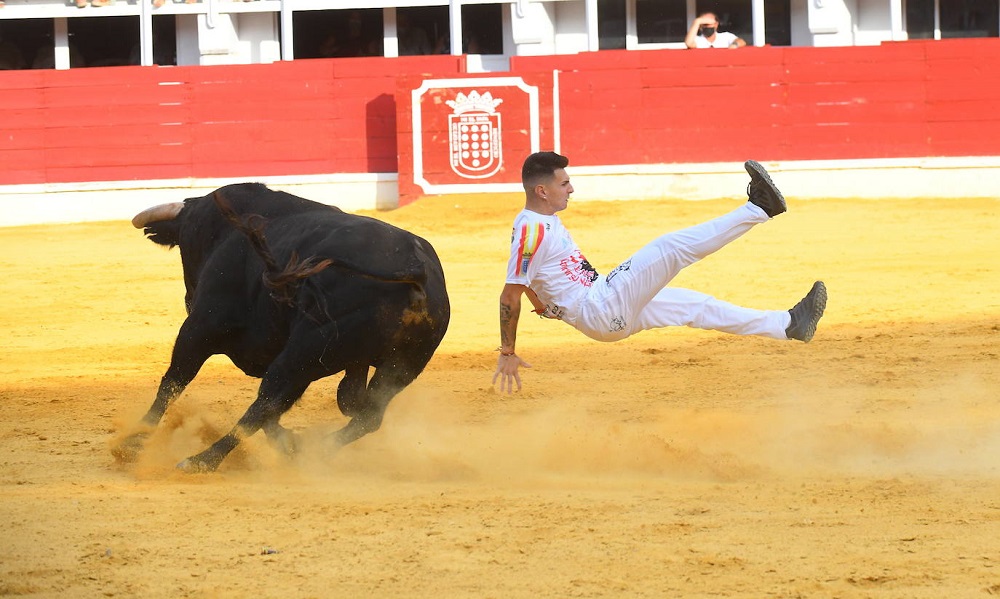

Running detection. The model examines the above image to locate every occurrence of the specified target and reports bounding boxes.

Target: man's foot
[785,281,827,342]
[744,160,786,218]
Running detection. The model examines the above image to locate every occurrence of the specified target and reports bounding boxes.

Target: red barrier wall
[510,38,1000,167]
[2,39,999,188]
[0,55,464,186]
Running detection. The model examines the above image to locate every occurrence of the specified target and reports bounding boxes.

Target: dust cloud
[120,371,1000,485]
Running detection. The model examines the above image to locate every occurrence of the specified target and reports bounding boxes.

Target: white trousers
[573,202,791,342]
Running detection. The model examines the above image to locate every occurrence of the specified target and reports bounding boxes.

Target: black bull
[113,183,450,472]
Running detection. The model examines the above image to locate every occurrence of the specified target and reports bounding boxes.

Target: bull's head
[132,197,223,315]
[134,184,333,316]
[131,202,184,241]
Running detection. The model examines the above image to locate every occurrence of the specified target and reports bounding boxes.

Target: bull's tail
[213,191,332,307]
[212,191,427,309]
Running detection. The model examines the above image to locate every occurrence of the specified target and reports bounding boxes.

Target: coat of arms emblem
[446,90,503,179]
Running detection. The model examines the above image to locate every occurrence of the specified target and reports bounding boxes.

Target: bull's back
[212,185,436,283]
[269,211,440,286]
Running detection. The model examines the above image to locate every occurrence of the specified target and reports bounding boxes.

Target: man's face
[538,168,574,213]
[700,14,719,36]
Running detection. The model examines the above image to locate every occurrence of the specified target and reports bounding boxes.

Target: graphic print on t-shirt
[514,221,546,276]
[560,250,599,286]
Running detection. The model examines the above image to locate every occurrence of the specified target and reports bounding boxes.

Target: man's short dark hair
[521,151,569,191]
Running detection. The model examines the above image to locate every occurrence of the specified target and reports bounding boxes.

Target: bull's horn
[132,202,184,228]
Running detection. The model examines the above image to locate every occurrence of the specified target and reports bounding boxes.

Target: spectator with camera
[685,11,746,49]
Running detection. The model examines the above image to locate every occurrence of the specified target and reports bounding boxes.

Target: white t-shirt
[505,209,598,322]
[694,31,740,48]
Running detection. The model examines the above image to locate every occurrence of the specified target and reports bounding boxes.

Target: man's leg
[605,201,770,316]
[630,287,789,339]
[573,202,771,341]
[573,161,792,342]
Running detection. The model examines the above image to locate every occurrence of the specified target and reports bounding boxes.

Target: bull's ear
[144,221,181,248]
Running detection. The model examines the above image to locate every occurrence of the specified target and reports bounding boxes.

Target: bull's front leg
[112,323,213,464]
[110,378,185,463]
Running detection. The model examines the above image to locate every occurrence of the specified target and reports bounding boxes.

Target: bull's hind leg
[329,360,424,449]
[336,364,370,417]
[177,372,309,473]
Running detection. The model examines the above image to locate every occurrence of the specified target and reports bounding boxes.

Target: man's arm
[493,283,533,393]
[499,283,524,352]
[684,16,709,49]
[729,35,747,49]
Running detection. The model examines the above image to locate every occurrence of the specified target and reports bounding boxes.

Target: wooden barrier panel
[0,55,464,186]
[3,40,1000,189]
[511,39,1000,167]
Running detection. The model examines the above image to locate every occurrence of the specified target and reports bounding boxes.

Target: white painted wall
[855,0,893,45]
[192,11,278,66]
[0,173,400,228]
[563,157,1000,204]
[5,157,1000,227]
[510,0,556,56]
[175,15,201,66]
[789,0,812,46]
[197,13,241,65]
[789,0,901,48]
[242,12,281,64]
[553,0,589,55]
[807,0,857,47]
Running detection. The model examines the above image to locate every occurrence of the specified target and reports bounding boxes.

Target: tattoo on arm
[500,302,513,347]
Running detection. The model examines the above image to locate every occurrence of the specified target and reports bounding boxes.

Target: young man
[493,152,826,393]
[685,11,747,49]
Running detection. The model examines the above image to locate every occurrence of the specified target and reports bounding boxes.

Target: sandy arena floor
[1,191,999,598]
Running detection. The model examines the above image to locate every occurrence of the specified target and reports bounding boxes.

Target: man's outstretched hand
[492,353,532,393]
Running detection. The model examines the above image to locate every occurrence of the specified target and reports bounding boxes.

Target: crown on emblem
[446,90,503,114]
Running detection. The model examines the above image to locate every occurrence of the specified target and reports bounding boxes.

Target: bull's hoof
[269,428,301,458]
[176,455,217,474]
[111,432,148,464]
